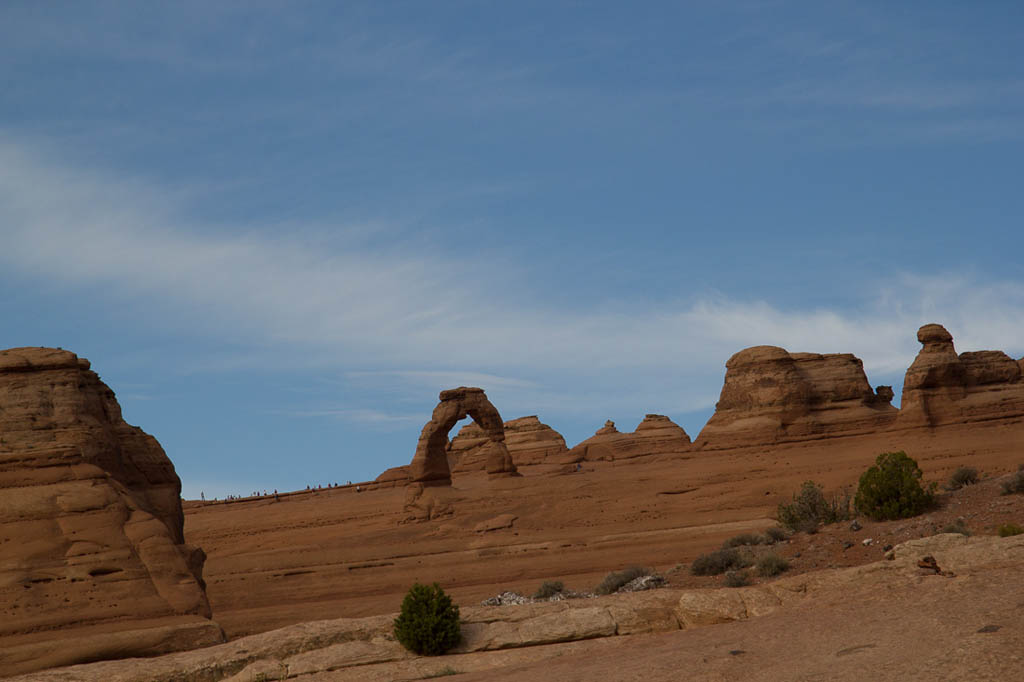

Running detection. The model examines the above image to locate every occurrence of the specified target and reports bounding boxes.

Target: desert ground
[184,418,1024,639]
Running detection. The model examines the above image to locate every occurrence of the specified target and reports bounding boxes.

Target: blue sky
[2,1,1023,499]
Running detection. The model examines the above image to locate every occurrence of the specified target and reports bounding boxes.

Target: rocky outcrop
[899,324,1024,426]
[449,416,567,472]
[564,415,691,462]
[374,465,410,488]
[694,346,897,449]
[408,387,518,487]
[0,347,222,677]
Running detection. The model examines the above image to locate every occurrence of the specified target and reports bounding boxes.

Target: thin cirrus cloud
[1,137,1023,405]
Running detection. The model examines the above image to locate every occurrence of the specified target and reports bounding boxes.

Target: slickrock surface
[409,387,517,487]
[564,415,691,462]
[177,411,1023,643]
[900,323,1024,427]
[17,533,1024,681]
[695,346,898,449]
[0,348,222,677]
[449,415,567,472]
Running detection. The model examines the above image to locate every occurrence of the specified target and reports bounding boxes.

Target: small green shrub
[1001,471,1024,495]
[763,527,789,544]
[594,566,652,595]
[777,481,852,532]
[691,548,751,576]
[946,466,979,490]
[854,452,936,521]
[723,570,750,588]
[422,667,459,679]
[533,580,565,599]
[393,583,461,656]
[722,533,766,548]
[998,522,1024,537]
[756,554,790,577]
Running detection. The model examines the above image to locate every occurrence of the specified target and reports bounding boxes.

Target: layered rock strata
[0,347,222,676]
[565,415,691,462]
[695,347,897,449]
[899,324,1024,426]
[449,415,567,472]
[408,387,518,487]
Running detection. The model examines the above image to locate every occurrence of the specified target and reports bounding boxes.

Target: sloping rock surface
[449,416,567,472]
[564,415,691,462]
[0,347,222,677]
[695,346,897,449]
[16,533,1024,681]
[900,324,1024,426]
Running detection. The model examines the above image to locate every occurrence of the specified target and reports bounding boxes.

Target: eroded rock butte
[564,415,691,462]
[0,347,222,677]
[899,323,1024,426]
[695,347,898,449]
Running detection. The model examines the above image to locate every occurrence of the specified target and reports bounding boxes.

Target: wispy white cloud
[347,370,540,391]
[280,408,423,427]
[2,138,1023,422]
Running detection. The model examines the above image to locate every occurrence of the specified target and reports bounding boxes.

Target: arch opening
[408,387,518,486]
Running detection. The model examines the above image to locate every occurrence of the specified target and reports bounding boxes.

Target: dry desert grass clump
[723,569,751,587]
[1000,469,1024,495]
[755,553,790,577]
[946,466,980,490]
[594,566,654,595]
[940,519,971,536]
[722,528,788,549]
[691,548,752,576]
[532,580,565,600]
[998,522,1024,537]
[776,480,852,533]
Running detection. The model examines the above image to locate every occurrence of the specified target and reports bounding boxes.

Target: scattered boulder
[899,324,1024,427]
[0,347,222,677]
[695,346,897,449]
[449,416,567,472]
[408,387,518,488]
[564,415,691,462]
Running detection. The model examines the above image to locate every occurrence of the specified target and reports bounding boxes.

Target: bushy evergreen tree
[855,451,935,520]
[393,583,461,655]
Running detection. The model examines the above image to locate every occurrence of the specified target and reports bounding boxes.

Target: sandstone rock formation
[695,346,898,449]
[0,347,222,676]
[449,416,567,472]
[564,415,691,462]
[408,387,518,487]
[374,465,410,488]
[899,323,1024,426]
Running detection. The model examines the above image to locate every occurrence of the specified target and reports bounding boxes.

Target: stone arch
[409,387,518,486]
